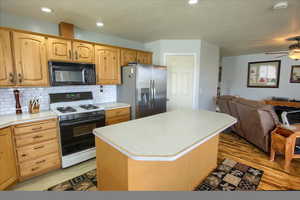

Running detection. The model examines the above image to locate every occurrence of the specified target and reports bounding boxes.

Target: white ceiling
[0,0,299,56]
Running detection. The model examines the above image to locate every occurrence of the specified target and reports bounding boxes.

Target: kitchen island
[93,109,236,191]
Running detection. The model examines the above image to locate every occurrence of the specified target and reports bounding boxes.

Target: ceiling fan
[265,36,300,60]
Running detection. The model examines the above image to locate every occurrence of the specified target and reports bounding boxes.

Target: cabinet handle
[21,154,27,157]
[32,127,42,131]
[9,72,15,83]
[75,51,78,59]
[31,167,39,171]
[36,160,46,164]
[69,50,72,59]
[18,73,23,83]
[34,145,44,150]
[33,135,43,139]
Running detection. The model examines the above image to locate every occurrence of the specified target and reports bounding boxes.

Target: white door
[165,55,195,111]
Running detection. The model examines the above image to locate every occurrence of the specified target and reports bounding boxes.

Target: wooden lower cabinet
[13,118,61,181]
[0,127,18,190]
[105,107,131,125]
[19,153,60,180]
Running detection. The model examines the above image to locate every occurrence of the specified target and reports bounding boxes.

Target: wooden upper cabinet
[95,45,121,85]
[121,49,137,66]
[0,29,15,86]
[137,51,152,65]
[13,32,49,86]
[73,41,94,63]
[47,38,72,61]
[0,128,17,190]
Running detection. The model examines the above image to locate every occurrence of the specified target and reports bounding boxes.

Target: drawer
[17,139,59,163]
[106,115,130,125]
[105,107,130,119]
[15,128,57,147]
[14,119,57,135]
[19,153,60,178]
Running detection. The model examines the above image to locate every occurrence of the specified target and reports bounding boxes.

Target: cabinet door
[95,45,121,85]
[120,49,137,66]
[13,32,49,86]
[47,37,72,61]
[137,51,152,65]
[0,128,17,190]
[0,29,15,86]
[73,41,94,63]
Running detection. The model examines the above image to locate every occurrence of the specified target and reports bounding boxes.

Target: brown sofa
[217,96,280,153]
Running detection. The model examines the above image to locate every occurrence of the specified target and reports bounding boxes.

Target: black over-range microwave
[49,61,96,86]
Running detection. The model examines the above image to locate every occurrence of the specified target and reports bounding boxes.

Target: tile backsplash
[0,85,116,116]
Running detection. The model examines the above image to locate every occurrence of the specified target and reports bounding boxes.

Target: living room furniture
[217,96,279,152]
[265,100,300,108]
[270,125,300,170]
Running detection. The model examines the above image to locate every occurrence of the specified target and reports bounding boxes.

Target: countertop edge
[103,104,130,110]
[0,102,130,129]
[0,114,58,129]
[94,119,237,162]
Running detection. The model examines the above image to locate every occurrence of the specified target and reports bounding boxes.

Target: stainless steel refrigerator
[117,64,167,119]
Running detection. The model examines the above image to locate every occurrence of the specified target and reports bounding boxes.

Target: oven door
[59,117,105,156]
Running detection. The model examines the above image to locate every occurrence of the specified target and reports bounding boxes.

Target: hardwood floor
[9,132,300,191]
[218,132,300,190]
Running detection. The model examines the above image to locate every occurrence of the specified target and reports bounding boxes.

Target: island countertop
[93,109,237,161]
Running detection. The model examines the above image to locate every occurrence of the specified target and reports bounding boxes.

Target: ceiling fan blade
[265,51,288,55]
[274,55,287,59]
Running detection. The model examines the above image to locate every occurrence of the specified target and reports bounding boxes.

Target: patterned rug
[195,158,264,191]
[48,158,263,191]
[48,170,97,191]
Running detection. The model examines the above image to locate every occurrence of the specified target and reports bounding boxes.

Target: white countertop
[94,109,237,161]
[96,102,130,110]
[0,102,130,129]
[0,111,58,129]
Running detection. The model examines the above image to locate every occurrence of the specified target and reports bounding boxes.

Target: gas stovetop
[49,92,104,116]
[79,104,99,110]
[56,106,77,113]
[53,104,103,115]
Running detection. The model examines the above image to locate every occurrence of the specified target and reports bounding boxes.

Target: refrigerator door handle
[149,80,153,106]
[153,80,156,99]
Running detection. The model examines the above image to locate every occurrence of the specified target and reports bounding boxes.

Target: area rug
[195,158,264,191]
[48,158,263,191]
[48,170,97,191]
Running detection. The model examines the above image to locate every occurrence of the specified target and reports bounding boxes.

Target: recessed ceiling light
[188,0,198,5]
[41,7,53,13]
[273,1,288,10]
[96,22,104,27]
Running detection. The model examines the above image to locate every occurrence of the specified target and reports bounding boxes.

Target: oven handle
[60,117,105,127]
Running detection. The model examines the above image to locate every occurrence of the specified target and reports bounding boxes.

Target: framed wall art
[290,65,300,83]
[247,60,281,88]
